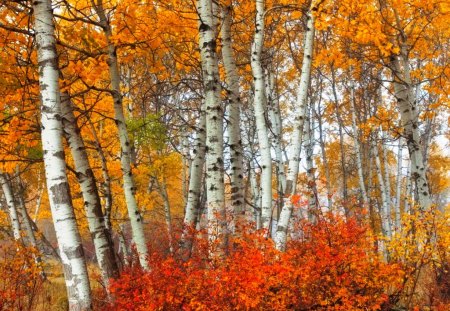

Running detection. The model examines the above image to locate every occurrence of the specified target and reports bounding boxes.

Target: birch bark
[92,0,149,270]
[180,108,206,257]
[60,93,119,285]
[391,55,431,211]
[0,173,21,240]
[251,0,272,232]
[372,134,392,238]
[33,0,92,308]
[275,6,315,251]
[221,4,245,228]
[394,139,403,232]
[198,0,226,254]
[349,79,369,207]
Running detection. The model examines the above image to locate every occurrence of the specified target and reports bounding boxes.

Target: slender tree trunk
[249,160,262,230]
[221,4,245,230]
[33,0,92,308]
[118,224,130,267]
[0,173,21,241]
[316,95,332,210]
[372,134,392,238]
[60,92,119,285]
[198,0,226,255]
[14,178,46,278]
[404,159,412,216]
[381,129,392,215]
[14,172,39,249]
[330,67,348,211]
[180,107,206,258]
[251,0,272,233]
[87,120,113,232]
[33,172,44,222]
[304,105,317,221]
[267,70,285,224]
[92,0,149,270]
[181,133,191,206]
[349,79,369,207]
[275,6,315,251]
[157,178,173,254]
[394,138,403,232]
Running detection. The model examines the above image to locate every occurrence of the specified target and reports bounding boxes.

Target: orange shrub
[0,243,44,311]
[107,215,403,310]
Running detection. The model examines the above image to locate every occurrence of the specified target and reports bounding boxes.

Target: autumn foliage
[107,215,404,310]
[0,244,44,311]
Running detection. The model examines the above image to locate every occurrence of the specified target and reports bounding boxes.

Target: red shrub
[107,215,403,310]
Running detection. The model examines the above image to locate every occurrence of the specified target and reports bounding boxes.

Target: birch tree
[251,0,272,232]
[91,0,149,270]
[275,5,315,251]
[180,109,206,257]
[60,92,119,286]
[198,0,226,253]
[390,55,431,211]
[33,0,92,308]
[0,173,21,240]
[221,3,245,230]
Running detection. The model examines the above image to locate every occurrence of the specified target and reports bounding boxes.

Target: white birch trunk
[13,172,39,249]
[394,139,403,232]
[60,93,119,285]
[249,160,262,230]
[349,79,369,207]
[180,108,206,257]
[87,120,113,232]
[316,98,332,210]
[221,4,245,228]
[404,159,412,216]
[118,224,130,267]
[390,55,431,211]
[251,0,272,232]
[275,6,315,251]
[381,129,392,215]
[92,0,149,270]
[267,71,285,193]
[304,106,317,221]
[33,0,92,308]
[158,178,173,254]
[198,0,226,254]
[33,171,44,222]
[372,135,392,238]
[0,173,21,240]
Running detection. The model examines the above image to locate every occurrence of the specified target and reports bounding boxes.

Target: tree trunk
[316,94,332,210]
[60,93,119,286]
[372,134,392,238]
[92,0,149,270]
[87,119,113,232]
[198,0,226,255]
[304,105,317,221]
[180,107,206,258]
[251,0,272,233]
[0,173,21,241]
[33,0,92,308]
[394,138,403,232]
[349,79,369,207]
[390,55,431,211]
[157,177,173,254]
[275,6,315,251]
[221,4,245,231]
[267,70,285,224]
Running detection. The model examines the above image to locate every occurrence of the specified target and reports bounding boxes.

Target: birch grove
[0,0,448,309]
